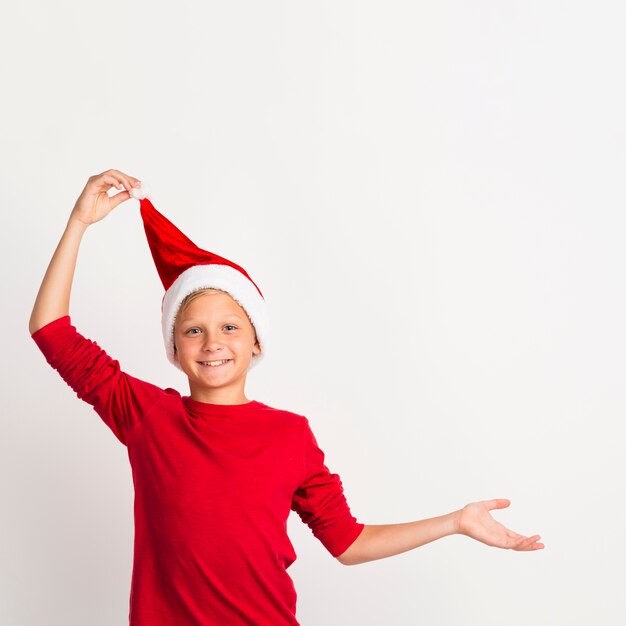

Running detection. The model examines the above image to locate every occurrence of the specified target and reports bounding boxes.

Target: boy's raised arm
[29,169,141,334]
[28,217,87,334]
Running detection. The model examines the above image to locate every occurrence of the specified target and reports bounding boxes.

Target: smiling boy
[30,169,544,626]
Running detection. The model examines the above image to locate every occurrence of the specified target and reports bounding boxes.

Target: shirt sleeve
[30,315,168,447]
[290,417,365,558]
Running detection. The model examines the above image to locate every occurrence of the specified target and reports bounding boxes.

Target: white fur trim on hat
[162,264,269,372]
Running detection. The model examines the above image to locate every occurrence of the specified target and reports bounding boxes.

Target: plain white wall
[3,1,625,624]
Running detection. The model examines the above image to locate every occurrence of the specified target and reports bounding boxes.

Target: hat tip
[130,184,151,201]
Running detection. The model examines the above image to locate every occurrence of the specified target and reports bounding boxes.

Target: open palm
[456,499,544,551]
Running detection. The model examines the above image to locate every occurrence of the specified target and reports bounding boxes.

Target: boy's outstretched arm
[29,169,140,335]
[336,499,544,566]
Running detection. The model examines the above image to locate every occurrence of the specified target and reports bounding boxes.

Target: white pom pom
[130,182,151,200]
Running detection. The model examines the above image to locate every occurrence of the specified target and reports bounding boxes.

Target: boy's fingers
[100,170,133,191]
[520,535,538,544]
[113,174,130,190]
[108,169,137,190]
[508,535,531,548]
[109,189,130,209]
[516,535,543,551]
[526,543,544,551]
[100,173,123,191]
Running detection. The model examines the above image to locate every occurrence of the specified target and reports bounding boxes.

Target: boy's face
[173,291,261,403]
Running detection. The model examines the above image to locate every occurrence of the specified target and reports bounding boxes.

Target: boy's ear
[252,338,261,356]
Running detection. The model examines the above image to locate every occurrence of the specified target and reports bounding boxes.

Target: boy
[30,169,544,626]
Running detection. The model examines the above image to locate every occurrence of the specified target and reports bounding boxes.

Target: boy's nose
[202,334,224,350]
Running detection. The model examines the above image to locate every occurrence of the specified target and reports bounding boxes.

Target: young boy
[30,169,544,626]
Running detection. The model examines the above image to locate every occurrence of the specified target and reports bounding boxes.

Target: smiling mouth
[198,359,232,367]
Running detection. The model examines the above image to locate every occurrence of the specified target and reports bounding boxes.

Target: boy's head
[161,264,269,373]
[136,196,269,372]
[172,288,262,390]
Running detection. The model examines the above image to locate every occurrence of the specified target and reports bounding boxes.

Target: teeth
[201,360,230,366]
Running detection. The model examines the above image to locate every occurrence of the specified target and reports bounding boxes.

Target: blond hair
[177,288,227,320]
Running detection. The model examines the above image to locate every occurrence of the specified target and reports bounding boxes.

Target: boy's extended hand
[70,169,141,227]
[455,499,544,551]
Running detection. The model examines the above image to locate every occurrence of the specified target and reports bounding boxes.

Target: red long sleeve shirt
[31,316,364,625]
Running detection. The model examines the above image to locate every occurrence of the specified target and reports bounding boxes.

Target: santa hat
[130,184,268,371]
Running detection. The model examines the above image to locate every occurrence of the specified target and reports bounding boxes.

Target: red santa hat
[130,184,269,371]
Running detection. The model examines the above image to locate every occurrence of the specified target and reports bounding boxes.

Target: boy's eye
[186,326,237,334]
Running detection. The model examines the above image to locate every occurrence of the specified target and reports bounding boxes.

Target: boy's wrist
[449,509,462,535]
[66,215,90,232]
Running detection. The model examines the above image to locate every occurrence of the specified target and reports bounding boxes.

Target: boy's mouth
[198,359,232,368]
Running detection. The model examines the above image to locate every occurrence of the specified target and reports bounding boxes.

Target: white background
[2,1,625,625]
